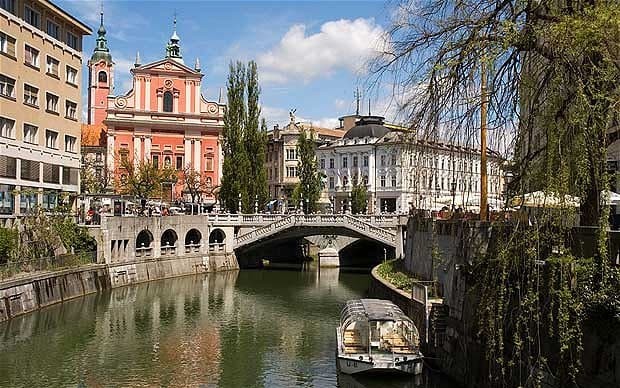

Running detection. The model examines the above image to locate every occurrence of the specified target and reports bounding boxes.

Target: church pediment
[133,58,201,76]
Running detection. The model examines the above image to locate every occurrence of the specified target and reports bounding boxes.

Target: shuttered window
[62,166,78,185]
[20,159,40,182]
[43,163,60,183]
[0,155,17,178]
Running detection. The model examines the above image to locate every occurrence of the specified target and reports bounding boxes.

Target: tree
[181,164,205,203]
[297,129,322,213]
[117,157,177,200]
[81,158,112,194]
[373,1,620,386]
[351,182,368,214]
[220,60,268,213]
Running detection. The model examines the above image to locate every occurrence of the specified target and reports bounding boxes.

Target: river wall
[373,216,620,387]
[0,254,238,323]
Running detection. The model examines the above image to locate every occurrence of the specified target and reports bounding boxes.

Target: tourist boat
[336,299,424,375]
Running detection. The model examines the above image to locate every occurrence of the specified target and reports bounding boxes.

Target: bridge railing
[135,246,153,258]
[205,213,400,226]
[208,243,226,253]
[234,214,396,247]
[184,243,201,254]
[160,243,177,256]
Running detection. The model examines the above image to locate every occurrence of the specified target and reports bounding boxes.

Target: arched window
[163,91,173,112]
[98,71,107,84]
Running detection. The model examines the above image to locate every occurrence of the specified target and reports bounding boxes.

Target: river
[0,268,453,387]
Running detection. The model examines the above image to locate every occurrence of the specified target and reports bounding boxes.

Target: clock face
[115,97,127,109]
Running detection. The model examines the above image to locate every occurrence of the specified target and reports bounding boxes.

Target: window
[65,135,76,153]
[391,176,397,187]
[205,157,214,171]
[380,155,386,167]
[20,161,40,182]
[43,163,60,183]
[363,176,368,185]
[65,100,77,119]
[98,71,107,84]
[66,66,77,85]
[329,158,334,169]
[329,176,334,189]
[0,0,16,14]
[0,74,15,98]
[164,156,172,167]
[163,91,173,112]
[0,184,15,215]
[152,154,159,167]
[176,155,183,170]
[45,129,58,149]
[46,20,60,39]
[24,84,38,106]
[23,124,38,144]
[0,117,15,138]
[286,148,296,160]
[391,154,397,166]
[46,56,59,77]
[66,32,78,50]
[25,45,39,68]
[42,191,58,210]
[380,175,386,187]
[206,177,212,187]
[286,166,296,177]
[20,187,38,212]
[342,156,348,168]
[320,159,325,169]
[352,156,358,167]
[0,32,16,57]
[363,155,369,167]
[24,5,40,28]
[342,176,349,186]
[46,93,59,113]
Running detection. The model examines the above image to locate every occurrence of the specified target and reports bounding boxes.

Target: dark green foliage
[351,182,368,214]
[296,129,323,213]
[0,227,18,264]
[118,159,177,199]
[220,61,268,213]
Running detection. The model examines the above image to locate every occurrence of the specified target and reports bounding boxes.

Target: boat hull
[336,355,423,375]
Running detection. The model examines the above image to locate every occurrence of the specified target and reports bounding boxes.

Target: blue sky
[56,0,400,128]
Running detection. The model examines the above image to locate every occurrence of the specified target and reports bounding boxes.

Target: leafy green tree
[117,158,177,200]
[221,61,268,213]
[181,164,205,204]
[80,159,111,194]
[297,129,322,213]
[0,227,18,264]
[351,182,368,214]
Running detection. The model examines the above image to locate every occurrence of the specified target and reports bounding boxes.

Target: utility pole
[480,60,488,221]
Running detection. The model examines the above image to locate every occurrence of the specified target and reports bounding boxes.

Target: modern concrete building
[317,115,504,213]
[266,111,345,201]
[86,15,225,203]
[0,0,91,220]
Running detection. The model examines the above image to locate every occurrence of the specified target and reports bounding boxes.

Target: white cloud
[312,117,340,129]
[112,56,136,95]
[258,18,385,84]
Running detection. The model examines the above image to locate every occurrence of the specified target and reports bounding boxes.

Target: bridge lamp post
[451,179,457,212]
[238,192,242,214]
[254,194,258,214]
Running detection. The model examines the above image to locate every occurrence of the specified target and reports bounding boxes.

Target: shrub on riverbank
[376,259,415,292]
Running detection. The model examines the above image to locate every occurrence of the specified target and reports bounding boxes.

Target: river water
[0,269,453,387]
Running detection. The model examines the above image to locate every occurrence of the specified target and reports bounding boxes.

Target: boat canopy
[341,299,411,324]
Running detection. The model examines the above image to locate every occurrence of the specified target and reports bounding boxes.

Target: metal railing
[0,252,96,281]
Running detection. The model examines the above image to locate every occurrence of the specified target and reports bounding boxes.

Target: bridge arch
[209,228,226,244]
[161,229,178,247]
[136,229,153,248]
[185,228,202,246]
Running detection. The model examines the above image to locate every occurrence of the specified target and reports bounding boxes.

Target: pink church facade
[87,14,224,203]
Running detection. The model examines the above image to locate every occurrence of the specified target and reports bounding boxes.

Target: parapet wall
[0,254,239,323]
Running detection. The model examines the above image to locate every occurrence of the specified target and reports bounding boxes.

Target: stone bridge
[87,213,406,267]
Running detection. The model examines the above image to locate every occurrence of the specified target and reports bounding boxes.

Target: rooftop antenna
[354,88,361,116]
[218,87,223,104]
[368,99,371,116]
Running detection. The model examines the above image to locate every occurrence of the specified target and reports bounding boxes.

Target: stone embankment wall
[0,254,238,323]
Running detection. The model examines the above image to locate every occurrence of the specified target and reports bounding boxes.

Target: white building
[317,116,504,214]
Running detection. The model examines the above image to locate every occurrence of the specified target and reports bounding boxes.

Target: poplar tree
[297,129,322,213]
[220,61,268,213]
[220,62,249,212]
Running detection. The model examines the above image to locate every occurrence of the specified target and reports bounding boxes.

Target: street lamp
[238,192,242,214]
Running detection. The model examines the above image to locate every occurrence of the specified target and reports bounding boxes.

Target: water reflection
[0,268,452,387]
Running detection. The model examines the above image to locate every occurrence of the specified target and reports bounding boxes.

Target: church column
[157,90,163,111]
[173,91,179,113]
[107,131,115,173]
[193,139,201,171]
[145,77,151,111]
[135,77,141,110]
[185,81,191,113]
[144,136,152,161]
[194,82,201,113]
[133,135,141,166]
[184,138,192,170]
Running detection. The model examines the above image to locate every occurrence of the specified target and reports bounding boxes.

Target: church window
[163,91,173,112]
[98,71,107,84]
